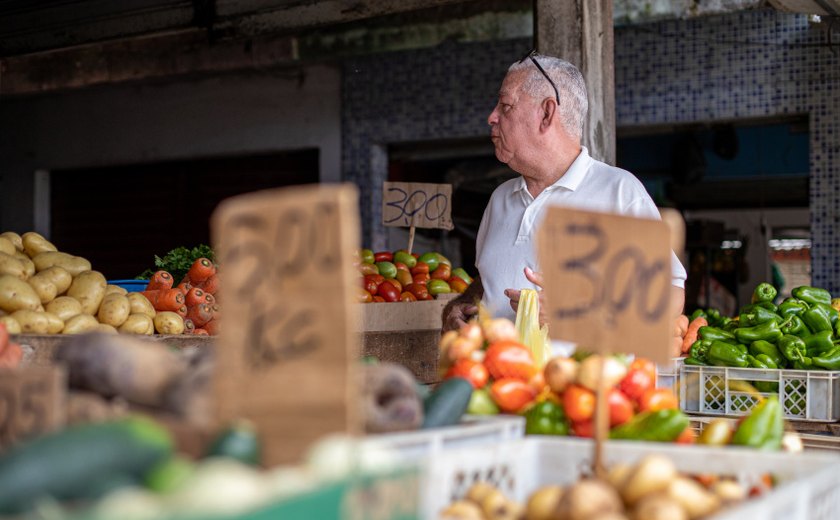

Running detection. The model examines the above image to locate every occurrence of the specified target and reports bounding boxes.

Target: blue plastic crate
[107,279,148,293]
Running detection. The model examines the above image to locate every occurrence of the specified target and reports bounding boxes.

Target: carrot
[155,288,186,312]
[203,319,218,336]
[676,314,690,338]
[187,303,213,327]
[187,258,215,284]
[175,305,188,318]
[0,343,23,368]
[141,290,161,307]
[182,318,196,334]
[193,328,210,336]
[185,287,205,308]
[203,293,216,306]
[681,316,708,354]
[176,280,192,293]
[146,271,174,292]
[198,273,219,295]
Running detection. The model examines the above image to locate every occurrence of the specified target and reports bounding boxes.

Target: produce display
[440,453,764,520]
[140,258,220,336]
[356,248,473,302]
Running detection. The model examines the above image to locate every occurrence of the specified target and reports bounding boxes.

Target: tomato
[374,251,393,263]
[618,368,654,402]
[358,263,379,276]
[630,358,657,384]
[405,283,430,300]
[638,388,679,412]
[431,264,452,281]
[608,388,635,427]
[418,252,440,272]
[372,296,385,303]
[483,340,536,381]
[396,270,413,288]
[446,359,490,389]
[451,267,473,284]
[376,281,400,302]
[572,419,594,438]
[449,277,468,294]
[363,274,384,295]
[376,261,397,279]
[410,262,430,275]
[528,370,546,393]
[563,384,596,423]
[676,426,696,444]
[436,253,451,267]
[360,249,375,264]
[394,261,409,272]
[427,279,452,296]
[358,289,373,303]
[393,251,417,269]
[490,378,537,413]
[388,278,402,293]
[399,291,417,302]
[412,272,430,286]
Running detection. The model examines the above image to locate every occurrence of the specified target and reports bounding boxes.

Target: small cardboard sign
[212,184,361,466]
[0,367,66,449]
[382,182,454,230]
[537,208,673,363]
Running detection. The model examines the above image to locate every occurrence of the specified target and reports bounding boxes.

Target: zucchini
[0,416,172,513]
[422,377,473,429]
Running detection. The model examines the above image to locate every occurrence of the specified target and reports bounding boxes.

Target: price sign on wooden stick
[0,367,66,449]
[382,182,453,253]
[212,184,361,466]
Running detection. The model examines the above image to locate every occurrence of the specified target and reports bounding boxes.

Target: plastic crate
[690,416,840,453]
[423,436,840,520]
[680,364,840,421]
[656,357,684,391]
[107,279,148,292]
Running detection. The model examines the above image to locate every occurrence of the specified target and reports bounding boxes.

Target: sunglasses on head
[518,49,560,105]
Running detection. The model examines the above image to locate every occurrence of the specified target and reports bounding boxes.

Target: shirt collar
[511,146,593,195]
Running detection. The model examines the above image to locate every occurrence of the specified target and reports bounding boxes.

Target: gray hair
[508,54,588,138]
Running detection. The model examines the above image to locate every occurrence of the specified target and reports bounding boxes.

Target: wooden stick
[407,224,416,255]
[593,353,610,479]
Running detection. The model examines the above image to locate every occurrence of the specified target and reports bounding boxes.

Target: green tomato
[376,261,398,279]
[524,401,569,436]
[436,253,451,267]
[393,251,417,269]
[467,389,499,415]
[360,249,375,264]
[418,252,440,272]
[427,279,451,295]
[451,267,473,284]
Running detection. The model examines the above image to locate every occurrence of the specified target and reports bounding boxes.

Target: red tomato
[449,277,468,294]
[396,270,413,288]
[411,253,419,259]
[372,296,385,303]
[358,289,373,303]
[374,251,393,263]
[411,262,430,275]
[405,283,430,300]
[446,359,490,389]
[483,340,536,381]
[608,388,635,427]
[431,264,451,281]
[376,281,400,302]
[676,426,696,444]
[618,368,654,403]
[394,261,409,272]
[638,388,679,412]
[490,378,537,413]
[388,278,403,294]
[358,263,379,276]
[572,419,594,438]
[412,272,430,286]
[563,384,596,423]
[399,291,417,302]
[630,358,657,385]
[363,274,383,295]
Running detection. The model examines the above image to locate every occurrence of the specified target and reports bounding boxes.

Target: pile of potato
[0,231,184,336]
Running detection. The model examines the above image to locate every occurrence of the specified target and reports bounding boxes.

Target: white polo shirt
[475,147,687,321]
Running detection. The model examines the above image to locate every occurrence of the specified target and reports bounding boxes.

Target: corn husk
[514,289,551,367]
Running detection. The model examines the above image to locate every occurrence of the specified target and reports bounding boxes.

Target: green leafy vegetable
[137,245,215,283]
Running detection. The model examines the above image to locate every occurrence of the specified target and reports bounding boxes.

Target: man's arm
[441,276,484,332]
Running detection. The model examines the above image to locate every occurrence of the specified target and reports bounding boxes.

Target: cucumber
[0,416,172,513]
[204,420,261,466]
[422,377,473,429]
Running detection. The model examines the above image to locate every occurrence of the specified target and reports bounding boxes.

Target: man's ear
[540,98,557,132]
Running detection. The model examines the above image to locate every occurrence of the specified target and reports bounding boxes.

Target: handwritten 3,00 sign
[537,207,673,363]
[382,182,454,230]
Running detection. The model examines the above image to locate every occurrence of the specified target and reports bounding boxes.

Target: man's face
[487,71,539,169]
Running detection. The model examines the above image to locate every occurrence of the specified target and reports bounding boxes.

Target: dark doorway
[50,149,319,279]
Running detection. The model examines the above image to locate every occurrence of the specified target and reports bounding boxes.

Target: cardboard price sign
[0,367,66,449]
[382,182,454,230]
[537,208,673,364]
[212,184,361,466]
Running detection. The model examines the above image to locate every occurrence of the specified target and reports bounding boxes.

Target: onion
[544,357,578,394]
[483,318,518,343]
[577,355,627,392]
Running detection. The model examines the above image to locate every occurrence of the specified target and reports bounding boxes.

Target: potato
[43,312,64,334]
[38,266,72,295]
[0,316,21,334]
[97,293,131,327]
[32,251,92,277]
[27,274,58,304]
[119,314,154,335]
[21,232,57,258]
[67,270,107,315]
[46,296,83,322]
[127,292,156,319]
[15,255,35,280]
[0,232,23,252]
[0,237,14,256]
[11,310,51,334]
[96,323,119,334]
[153,311,184,335]
[105,284,128,296]
[0,274,42,313]
[0,252,27,280]
[62,314,100,334]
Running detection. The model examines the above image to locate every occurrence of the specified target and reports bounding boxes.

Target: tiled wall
[342,10,840,291]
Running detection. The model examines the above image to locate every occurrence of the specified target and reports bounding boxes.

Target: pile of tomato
[356,248,473,303]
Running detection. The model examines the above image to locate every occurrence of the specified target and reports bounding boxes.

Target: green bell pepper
[684,357,708,366]
[735,320,783,344]
[739,306,783,327]
[778,298,809,318]
[689,339,713,363]
[689,309,708,321]
[609,409,689,442]
[793,286,832,306]
[793,358,813,370]
[724,319,740,332]
[708,340,751,368]
[698,326,736,343]
[814,303,839,327]
[802,305,834,334]
[780,315,811,338]
[524,401,569,435]
[731,396,784,450]
[752,353,778,369]
[779,334,808,363]
[752,282,778,303]
[812,347,840,371]
[803,330,836,357]
[749,340,785,368]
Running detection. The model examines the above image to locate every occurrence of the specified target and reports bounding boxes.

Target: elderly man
[443,52,687,331]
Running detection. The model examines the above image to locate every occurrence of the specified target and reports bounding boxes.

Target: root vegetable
[0,316,21,335]
[154,312,185,335]
[555,479,623,520]
[37,266,72,294]
[632,494,686,520]
[667,477,720,519]
[67,270,107,315]
[32,251,91,276]
[544,357,578,394]
[711,480,746,504]
[0,233,22,252]
[62,314,100,334]
[0,274,42,313]
[127,292,156,319]
[97,294,131,327]
[118,314,154,335]
[527,485,564,520]
[21,231,57,257]
[465,482,497,505]
[578,355,627,392]
[441,500,484,519]
[46,296,82,322]
[0,252,27,280]
[621,455,677,506]
[10,310,52,334]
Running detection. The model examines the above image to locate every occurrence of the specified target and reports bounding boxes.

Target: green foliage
[136,245,215,282]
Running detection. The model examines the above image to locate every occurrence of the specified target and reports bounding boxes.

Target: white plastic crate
[680,364,840,421]
[423,437,840,520]
[656,357,684,391]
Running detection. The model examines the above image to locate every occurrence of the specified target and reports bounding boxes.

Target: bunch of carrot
[0,323,23,368]
[141,257,220,335]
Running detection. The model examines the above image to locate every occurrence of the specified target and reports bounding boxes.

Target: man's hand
[442,301,478,332]
[504,267,547,326]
